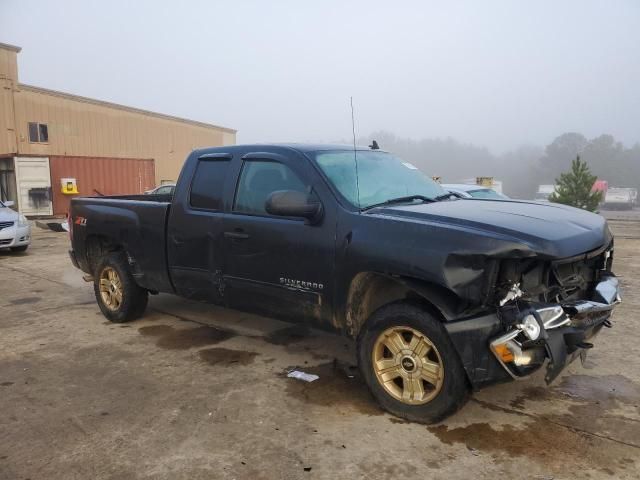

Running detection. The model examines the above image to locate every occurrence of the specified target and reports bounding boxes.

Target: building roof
[0,42,22,53]
[18,83,237,134]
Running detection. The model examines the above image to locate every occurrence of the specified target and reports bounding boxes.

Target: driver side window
[234,160,308,216]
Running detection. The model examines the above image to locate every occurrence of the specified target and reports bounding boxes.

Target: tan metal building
[0,42,236,216]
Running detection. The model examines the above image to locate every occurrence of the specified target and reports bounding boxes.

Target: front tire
[93,253,148,323]
[357,302,470,423]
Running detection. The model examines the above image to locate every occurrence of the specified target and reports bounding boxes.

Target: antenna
[350,96,361,209]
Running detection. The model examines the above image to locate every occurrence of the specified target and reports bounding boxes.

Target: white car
[443,184,509,200]
[0,200,31,252]
[144,184,176,195]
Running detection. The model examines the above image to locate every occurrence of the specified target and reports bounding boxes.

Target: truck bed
[70,195,174,293]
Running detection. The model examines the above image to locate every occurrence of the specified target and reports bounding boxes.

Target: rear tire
[93,252,148,323]
[357,302,470,424]
[11,245,28,252]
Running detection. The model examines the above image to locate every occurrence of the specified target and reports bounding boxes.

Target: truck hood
[373,199,610,258]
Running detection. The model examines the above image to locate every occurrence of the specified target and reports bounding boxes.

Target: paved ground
[1,222,639,480]
[601,208,640,239]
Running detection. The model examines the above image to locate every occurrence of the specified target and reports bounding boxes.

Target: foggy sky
[1,0,639,152]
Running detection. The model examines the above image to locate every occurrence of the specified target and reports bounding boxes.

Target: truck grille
[497,242,613,305]
[547,245,611,302]
[0,221,14,230]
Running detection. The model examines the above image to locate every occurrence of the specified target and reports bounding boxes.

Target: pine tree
[549,155,602,211]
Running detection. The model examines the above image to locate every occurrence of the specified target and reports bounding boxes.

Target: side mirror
[265,190,323,224]
[3,201,14,208]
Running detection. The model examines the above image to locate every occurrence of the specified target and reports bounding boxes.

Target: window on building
[38,123,48,142]
[189,158,230,210]
[28,122,48,143]
[234,160,308,216]
[28,123,38,142]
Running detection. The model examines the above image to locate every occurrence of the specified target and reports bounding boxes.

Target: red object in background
[592,179,608,195]
[49,156,156,215]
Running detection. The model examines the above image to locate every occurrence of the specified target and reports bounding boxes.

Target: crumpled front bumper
[489,274,621,384]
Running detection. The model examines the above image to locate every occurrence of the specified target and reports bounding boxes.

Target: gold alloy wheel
[372,326,444,405]
[99,266,123,311]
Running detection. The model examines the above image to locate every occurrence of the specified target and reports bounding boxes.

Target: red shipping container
[49,156,155,215]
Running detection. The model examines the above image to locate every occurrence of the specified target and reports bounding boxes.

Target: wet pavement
[0,223,639,479]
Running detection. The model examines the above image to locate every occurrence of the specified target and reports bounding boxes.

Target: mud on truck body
[69,144,620,423]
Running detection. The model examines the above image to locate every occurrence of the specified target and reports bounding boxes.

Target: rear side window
[234,160,307,215]
[190,159,230,210]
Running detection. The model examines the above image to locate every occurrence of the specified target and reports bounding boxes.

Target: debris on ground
[287,370,319,382]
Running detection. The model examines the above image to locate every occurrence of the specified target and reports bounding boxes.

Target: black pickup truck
[69,143,620,423]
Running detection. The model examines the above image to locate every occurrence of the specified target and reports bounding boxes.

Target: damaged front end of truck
[443,239,621,388]
[489,241,620,384]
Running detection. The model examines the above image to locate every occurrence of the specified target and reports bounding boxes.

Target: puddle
[284,361,383,416]
[431,419,563,458]
[429,416,636,475]
[138,325,173,336]
[264,325,312,345]
[510,375,640,410]
[199,347,258,366]
[556,374,640,406]
[261,325,336,361]
[509,386,548,409]
[430,374,640,475]
[9,297,41,305]
[552,375,640,450]
[138,325,235,350]
[507,375,640,441]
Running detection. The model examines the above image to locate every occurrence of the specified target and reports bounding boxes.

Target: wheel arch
[345,272,463,338]
[84,234,126,275]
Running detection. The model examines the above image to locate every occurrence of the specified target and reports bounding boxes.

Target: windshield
[312,150,445,209]
[468,188,507,200]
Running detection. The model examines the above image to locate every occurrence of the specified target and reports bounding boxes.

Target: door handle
[224,231,250,240]
[172,236,185,245]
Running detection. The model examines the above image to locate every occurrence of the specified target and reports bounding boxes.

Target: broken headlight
[518,314,541,341]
